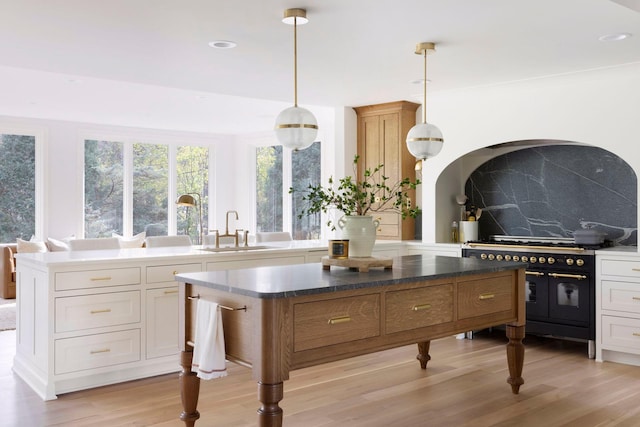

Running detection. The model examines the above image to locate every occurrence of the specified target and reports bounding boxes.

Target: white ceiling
[0,0,639,134]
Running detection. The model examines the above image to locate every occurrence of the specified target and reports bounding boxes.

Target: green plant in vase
[290,155,420,256]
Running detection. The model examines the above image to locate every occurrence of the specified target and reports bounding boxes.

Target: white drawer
[55,267,141,291]
[601,280,640,314]
[55,291,141,333]
[601,315,640,352]
[55,329,141,374]
[147,263,202,284]
[600,259,640,279]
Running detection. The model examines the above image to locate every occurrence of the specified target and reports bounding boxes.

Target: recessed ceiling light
[208,40,237,49]
[598,32,632,41]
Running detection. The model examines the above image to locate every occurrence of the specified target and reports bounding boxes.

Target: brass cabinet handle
[479,294,495,300]
[632,268,640,272]
[90,348,111,354]
[526,271,545,277]
[164,289,179,295]
[90,308,112,314]
[632,297,640,301]
[90,276,112,281]
[412,304,432,311]
[633,333,640,337]
[173,270,179,275]
[548,273,587,280]
[328,315,351,325]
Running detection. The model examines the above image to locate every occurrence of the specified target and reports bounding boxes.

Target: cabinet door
[146,286,180,359]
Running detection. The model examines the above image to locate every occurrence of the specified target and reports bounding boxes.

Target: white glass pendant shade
[274,105,318,151]
[406,122,444,160]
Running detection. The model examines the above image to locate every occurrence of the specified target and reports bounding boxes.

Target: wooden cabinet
[354,101,419,240]
[596,251,640,366]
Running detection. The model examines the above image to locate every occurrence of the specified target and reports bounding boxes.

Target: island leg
[257,381,284,427]
[505,324,525,394]
[179,350,201,426]
[416,341,431,369]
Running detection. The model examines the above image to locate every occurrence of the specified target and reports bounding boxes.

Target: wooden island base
[176,256,526,426]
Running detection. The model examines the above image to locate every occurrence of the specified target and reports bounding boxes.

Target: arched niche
[434,140,637,245]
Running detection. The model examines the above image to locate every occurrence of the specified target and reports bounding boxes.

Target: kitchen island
[176,254,526,427]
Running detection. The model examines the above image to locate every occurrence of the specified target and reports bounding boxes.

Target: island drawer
[147,263,202,284]
[601,315,640,351]
[293,294,380,352]
[55,291,141,333]
[55,329,141,374]
[55,267,141,291]
[457,274,514,319]
[600,259,640,279]
[601,280,640,314]
[385,284,454,334]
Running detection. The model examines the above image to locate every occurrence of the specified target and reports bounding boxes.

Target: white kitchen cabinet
[146,286,180,359]
[596,249,640,366]
[405,243,461,258]
[14,243,330,400]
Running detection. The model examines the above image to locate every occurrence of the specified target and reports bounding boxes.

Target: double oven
[462,236,599,358]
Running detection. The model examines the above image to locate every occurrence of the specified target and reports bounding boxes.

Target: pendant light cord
[422,48,427,124]
[293,16,298,107]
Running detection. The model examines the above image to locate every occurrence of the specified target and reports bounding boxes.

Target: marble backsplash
[464,145,637,246]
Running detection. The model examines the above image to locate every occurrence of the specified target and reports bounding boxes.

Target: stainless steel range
[462,235,608,358]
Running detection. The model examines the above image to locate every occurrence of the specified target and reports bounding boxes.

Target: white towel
[191,299,227,380]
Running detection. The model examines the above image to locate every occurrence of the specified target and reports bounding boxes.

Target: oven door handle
[548,272,587,280]
[525,271,545,277]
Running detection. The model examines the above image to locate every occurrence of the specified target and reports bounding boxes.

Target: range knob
[547,257,555,265]
[521,256,528,262]
[488,254,495,260]
[538,257,546,264]
[481,253,487,260]
[505,255,512,261]
[530,256,537,263]
[576,258,584,267]
[513,255,520,262]
[496,255,504,261]
[566,258,574,266]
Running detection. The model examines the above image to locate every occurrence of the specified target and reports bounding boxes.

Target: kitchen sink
[198,245,275,253]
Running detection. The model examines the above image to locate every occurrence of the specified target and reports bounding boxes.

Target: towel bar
[187,294,247,311]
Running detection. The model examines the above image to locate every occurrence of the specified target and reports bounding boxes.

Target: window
[0,133,36,241]
[84,139,210,242]
[255,141,321,239]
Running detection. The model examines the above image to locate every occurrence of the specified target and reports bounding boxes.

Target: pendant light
[406,42,444,161]
[274,8,318,151]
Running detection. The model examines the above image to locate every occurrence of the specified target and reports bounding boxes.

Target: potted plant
[290,155,420,256]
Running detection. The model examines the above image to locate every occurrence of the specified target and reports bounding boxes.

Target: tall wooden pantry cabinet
[354,100,420,240]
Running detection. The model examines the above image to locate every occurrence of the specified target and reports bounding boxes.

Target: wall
[417,63,640,249]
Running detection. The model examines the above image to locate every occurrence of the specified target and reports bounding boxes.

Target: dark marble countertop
[175,254,525,299]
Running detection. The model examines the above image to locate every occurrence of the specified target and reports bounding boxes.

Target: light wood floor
[3,329,640,427]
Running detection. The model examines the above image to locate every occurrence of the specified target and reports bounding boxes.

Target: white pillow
[113,231,146,249]
[46,237,71,252]
[16,238,48,253]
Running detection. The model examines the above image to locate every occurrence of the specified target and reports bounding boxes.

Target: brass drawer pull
[173,270,179,275]
[526,271,545,277]
[90,276,112,281]
[90,348,111,354]
[548,272,587,280]
[479,294,495,300]
[328,315,352,325]
[90,308,112,314]
[632,268,640,272]
[412,304,432,311]
[164,289,179,295]
[632,297,640,301]
[633,333,640,337]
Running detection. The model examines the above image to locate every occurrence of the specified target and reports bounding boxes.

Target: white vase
[337,215,380,258]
